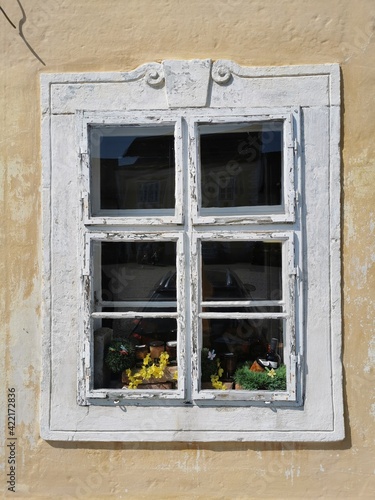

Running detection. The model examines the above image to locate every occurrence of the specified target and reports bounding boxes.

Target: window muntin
[82,113,299,403]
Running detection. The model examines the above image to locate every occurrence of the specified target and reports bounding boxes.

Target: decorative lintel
[163,59,212,108]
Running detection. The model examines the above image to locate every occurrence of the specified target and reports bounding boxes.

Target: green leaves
[234,364,286,391]
[105,339,136,374]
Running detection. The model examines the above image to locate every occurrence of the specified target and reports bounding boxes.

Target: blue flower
[207,350,216,360]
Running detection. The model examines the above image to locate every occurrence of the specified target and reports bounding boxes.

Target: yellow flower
[126,351,171,389]
[267,368,276,378]
[210,374,227,390]
[143,353,151,366]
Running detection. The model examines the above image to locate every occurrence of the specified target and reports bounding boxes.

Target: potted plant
[233,363,287,391]
[105,339,136,374]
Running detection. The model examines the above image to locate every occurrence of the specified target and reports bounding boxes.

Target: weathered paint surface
[0,0,374,497]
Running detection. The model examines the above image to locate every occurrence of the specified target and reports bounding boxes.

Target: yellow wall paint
[0,0,374,497]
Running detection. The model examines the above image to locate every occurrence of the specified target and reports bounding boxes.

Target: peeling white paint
[285,465,300,483]
[41,60,343,442]
[364,336,375,374]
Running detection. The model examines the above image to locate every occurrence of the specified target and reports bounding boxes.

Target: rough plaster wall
[0,0,374,497]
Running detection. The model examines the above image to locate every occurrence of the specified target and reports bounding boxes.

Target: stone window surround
[41,59,343,442]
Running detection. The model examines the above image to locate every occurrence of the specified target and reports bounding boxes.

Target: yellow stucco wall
[0,0,374,497]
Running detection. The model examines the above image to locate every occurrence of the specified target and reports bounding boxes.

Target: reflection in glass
[99,241,177,302]
[200,240,285,390]
[93,240,178,390]
[96,240,177,338]
[201,241,282,302]
[199,122,282,209]
[203,318,283,360]
[90,126,175,212]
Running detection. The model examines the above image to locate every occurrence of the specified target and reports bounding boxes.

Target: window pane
[94,318,178,390]
[93,240,178,390]
[199,122,282,209]
[98,241,177,303]
[201,241,282,303]
[203,318,283,359]
[90,126,175,212]
[201,319,284,390]
[200,240,285,391]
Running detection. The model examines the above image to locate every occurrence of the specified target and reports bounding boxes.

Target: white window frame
[41,60,343,441]
[81,232,187,403]
[191,231,298,403]
[190,111,298,225]
[78,112,184,225]
[78,110,301,405]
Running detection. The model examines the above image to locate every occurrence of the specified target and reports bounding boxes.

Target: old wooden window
[78,111,300,404]
[41,60,343,441]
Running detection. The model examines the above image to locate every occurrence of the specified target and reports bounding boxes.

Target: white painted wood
[78,111,184,225]
[189,111,297,225]
[41,60,343,441]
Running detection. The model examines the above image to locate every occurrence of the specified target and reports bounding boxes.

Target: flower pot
[149,341,164,360]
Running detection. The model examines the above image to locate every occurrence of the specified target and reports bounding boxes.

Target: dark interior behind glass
[199,122,282,209]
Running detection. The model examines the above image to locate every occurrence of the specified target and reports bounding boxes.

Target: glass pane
[93,240,178,390]
[201,241,282,303]
[90,126,175,212]
[97,240,177,339]
[200,240,285,391]
[98,241,177,303]
[199,122,282,209]
[94,319,178,390]
[99,315,177,345]
[201,319,285,391]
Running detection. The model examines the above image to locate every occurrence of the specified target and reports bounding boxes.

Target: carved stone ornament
[163,59,212,108]
[118,61,165,87]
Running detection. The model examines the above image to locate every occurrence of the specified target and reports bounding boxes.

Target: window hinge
[288,138,299,155]
[293,138,299,157]
[82,252,90,276]
[294,191,300,208]
[81,268,90,277]
[291,353,303,368]
[290,266,300,280]
[79,149,89,161]
[80,191,89,220]
[82,342,89,359]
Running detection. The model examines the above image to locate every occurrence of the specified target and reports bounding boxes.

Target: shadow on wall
[0,0,46,66]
